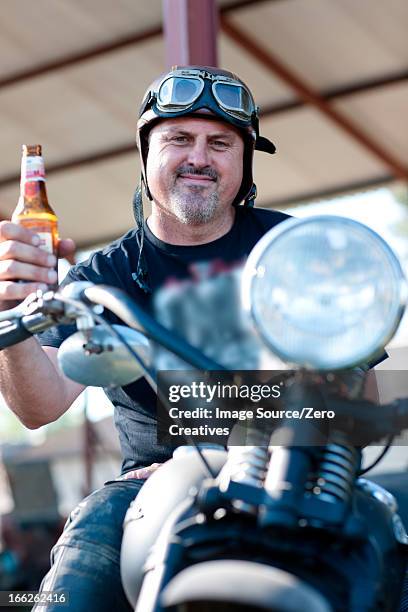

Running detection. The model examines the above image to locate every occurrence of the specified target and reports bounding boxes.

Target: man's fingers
[0,260,58,284]
[0,240,56,268]
[120,463,163,480]
[0,281,48,302]
[0,221,75,309]
[0,222,76,262]
[0,220,41,246]
[0,221,74,307]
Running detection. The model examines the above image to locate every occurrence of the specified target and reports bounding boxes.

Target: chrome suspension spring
[220,422,271,487]
[224,445,269,488]
[218,442,269,513]
[307,440,361,505]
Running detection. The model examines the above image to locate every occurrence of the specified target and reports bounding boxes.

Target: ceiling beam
[263,174,395,209]
[0,0,270,90]
[261,69,408,117]
[221,18,408,182]
[0,27,162,90]
[0,144,138,190]
[0,143,138,220]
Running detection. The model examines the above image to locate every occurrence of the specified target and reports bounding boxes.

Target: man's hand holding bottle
[0,220,75,307]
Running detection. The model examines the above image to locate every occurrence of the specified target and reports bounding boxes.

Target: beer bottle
[12,144,59,288]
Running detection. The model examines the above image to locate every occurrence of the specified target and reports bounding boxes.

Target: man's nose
[186,139,211,168]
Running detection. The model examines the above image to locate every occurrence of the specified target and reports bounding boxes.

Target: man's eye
[172,136,188,143]
[213,140,228,148]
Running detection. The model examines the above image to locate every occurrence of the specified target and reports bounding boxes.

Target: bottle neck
[20,155,46,198]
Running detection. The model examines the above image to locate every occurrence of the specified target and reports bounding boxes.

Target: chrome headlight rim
[242,215,406,370]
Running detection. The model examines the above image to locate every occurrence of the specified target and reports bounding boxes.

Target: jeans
[32,479,144,612]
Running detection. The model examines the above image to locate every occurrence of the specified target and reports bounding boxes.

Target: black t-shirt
[38,206,290,472]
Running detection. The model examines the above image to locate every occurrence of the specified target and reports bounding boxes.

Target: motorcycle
[1,215,408,611]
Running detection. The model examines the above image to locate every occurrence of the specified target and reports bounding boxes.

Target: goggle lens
[158,77,203,107]
[213,82,252,118]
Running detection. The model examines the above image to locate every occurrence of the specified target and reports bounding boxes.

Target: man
[0,66,290,610]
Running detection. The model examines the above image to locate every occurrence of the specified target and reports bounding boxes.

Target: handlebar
[0,283,226,373]
[0,288,70,350]
[0,312,56,349]
[0,318,34,348]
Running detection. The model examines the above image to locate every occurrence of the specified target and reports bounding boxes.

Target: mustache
[176,165,218,180]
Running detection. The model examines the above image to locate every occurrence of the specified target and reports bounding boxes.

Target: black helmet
[136,65,276,207]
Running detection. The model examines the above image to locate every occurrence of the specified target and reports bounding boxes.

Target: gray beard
[168,186,219,225]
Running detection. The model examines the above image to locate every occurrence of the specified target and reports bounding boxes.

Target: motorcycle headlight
[242,216,406,370]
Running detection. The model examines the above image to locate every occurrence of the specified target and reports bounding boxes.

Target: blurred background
[0,0,407,596]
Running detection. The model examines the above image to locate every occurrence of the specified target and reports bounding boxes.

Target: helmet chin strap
[131,183,151,293]
[243,184,257,208]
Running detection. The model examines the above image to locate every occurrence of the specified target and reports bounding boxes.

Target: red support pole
[162,0,218,68]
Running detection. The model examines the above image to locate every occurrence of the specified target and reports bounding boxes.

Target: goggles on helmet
[140,68,258,128]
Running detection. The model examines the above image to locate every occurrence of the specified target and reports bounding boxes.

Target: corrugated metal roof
[0,0,406,247]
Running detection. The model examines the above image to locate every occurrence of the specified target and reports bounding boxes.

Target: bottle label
[21,156,45,184]
[17,220,55,255]
[36,232,53,254]
[24,182,40,198]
